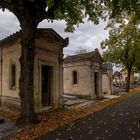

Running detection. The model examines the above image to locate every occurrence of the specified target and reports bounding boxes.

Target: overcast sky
[0,9,109,56]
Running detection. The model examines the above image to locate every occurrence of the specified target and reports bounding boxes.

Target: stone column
[98,69,102,97]
[59,48,64,107]
[0,48,3,106]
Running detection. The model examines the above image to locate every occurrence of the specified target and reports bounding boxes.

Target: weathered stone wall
[0,40,21,110]
[102,63,113,95]
[0,48,2,105]
[34,38,64,112]
[91,62,102,97]
[64,60,103,98]
[64,61,93,96]
[102,74,112,95]
[0,38,64,112]
[2,42,21,98]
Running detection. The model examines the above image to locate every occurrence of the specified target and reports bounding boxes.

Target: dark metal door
[41,65,52,107]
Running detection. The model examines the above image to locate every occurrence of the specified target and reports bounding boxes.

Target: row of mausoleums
[0,28,112,112]
[63,49,112,98]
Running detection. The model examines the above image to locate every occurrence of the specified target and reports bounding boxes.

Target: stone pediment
[91,49,103,64]
[36,28,68,47]
[64,48,103,64]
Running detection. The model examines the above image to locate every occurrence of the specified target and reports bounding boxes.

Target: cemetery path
[37,93,140,140]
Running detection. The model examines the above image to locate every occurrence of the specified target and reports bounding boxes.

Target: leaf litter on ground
[1,86,140,140]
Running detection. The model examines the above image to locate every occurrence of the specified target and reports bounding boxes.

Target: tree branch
[0,0,23,20]
[0,1,14,11]
[37,0,60,22]
[38,11,55,23]
[0,0,59,24]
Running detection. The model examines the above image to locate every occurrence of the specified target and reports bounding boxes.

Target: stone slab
[63,94,78,100]
[71,100,97,108]
[104,95,120,99]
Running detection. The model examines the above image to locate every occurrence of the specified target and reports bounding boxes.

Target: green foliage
[1,0,140,31]
[4,0,11,2]
[109,0,140,18]
[53,0,106,31]
[101,15,140,71]
[47,0,54,9]
[0,0,107,32]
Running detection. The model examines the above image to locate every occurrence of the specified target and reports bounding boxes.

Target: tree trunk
[17,16,38,125]
[126,69,131,92]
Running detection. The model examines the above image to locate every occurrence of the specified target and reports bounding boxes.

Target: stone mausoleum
[0,28,68,112]
[63,49,103,99]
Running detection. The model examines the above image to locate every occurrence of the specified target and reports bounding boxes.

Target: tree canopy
[1,0,139,31]
[109,0,140,17]
[0,0,108,31]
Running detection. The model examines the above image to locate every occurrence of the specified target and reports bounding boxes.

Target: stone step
[63,94,78,100]
[67,100,97,109]
[65,100,84,106]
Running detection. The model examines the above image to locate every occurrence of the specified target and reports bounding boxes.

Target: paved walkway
[0,118,19,139]
[37,93,140,140]
[63,94,119,109]
[63,94,97,108]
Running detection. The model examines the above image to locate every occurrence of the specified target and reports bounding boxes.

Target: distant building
[120,68,139,84]
[0,28,68,112]
[113,71,122,85]
[63,49,112,99]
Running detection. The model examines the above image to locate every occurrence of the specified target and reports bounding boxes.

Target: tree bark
[126,69,131,92]
[17,15,38,125]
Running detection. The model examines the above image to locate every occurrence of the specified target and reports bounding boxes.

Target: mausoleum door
[41,65,52,107]
[94,72,99,96]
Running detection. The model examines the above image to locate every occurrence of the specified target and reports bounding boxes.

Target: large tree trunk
[17,15,38,125]
[126,69,131,92]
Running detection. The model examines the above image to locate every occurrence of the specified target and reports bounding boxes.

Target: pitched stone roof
[64,49,103,63]
[0,31,21,47]
[0,28,69,48]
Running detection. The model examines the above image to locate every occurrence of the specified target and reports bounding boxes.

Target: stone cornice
[0,28,69,48]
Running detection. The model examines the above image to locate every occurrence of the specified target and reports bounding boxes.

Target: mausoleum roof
[64,48,103,63]
[0,28,69,48]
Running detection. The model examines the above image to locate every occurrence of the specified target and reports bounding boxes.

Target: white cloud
[0,9,20,39]
[0,10,109,56]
